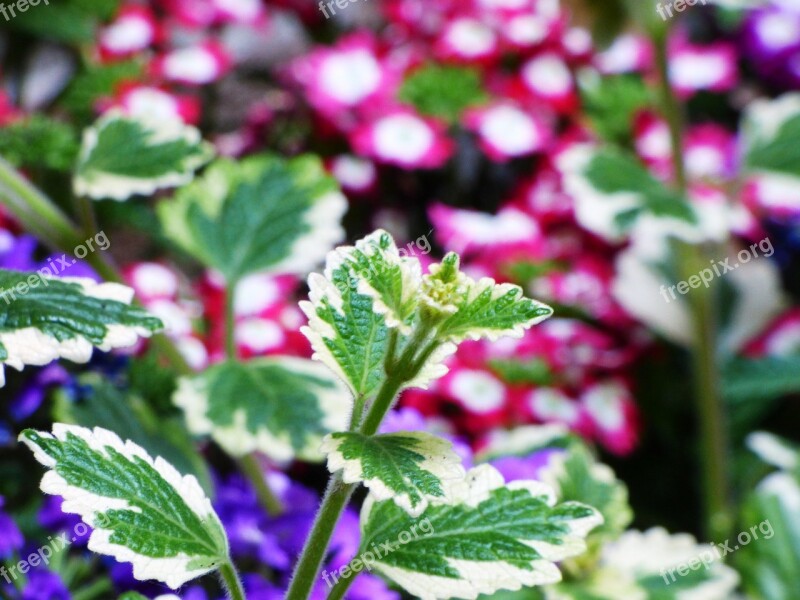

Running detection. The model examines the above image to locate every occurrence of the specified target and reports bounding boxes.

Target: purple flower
[11,364,70,421]
[490,448,566,482]
[0,497,23,559]
[20,570,69,600]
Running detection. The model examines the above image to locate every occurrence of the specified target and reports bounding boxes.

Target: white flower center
[320,50,382,105]
[450,370,506,413]
[373,114,434,163]
[480,105,540,155]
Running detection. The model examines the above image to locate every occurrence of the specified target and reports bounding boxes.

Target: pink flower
[595,33,653,74]
[525,387,582,428]
[125,262,181,302]
[435,17,500,63]
[668,38,738,97]
[744,309,800,357]
[633,112,673,179]
[464,102,552,161]
[291,36,394,120]
[158,0,218,28]
[328,155,378,194]
[351,108,453,169]
[152,41,232,85]
[98,6,158,59]
[744,175,800,220]
[519,53,577,113]
[579,379,639,455]
[429,203,542,256]
[110,85,201,124]
[684,124,737,181]
[212,0,267,24]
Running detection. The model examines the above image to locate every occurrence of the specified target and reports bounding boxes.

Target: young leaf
[558,144,697,241]
[321,431,465,517]
[334,230,422,333]
[173,357,350,461]
[0,115,79,171]
[358,464,602,599]
[19,424,229,589]
[398,64,488,123]
[74,110,214,201]
[0,271,162,386]
[300,255,392,398]
[157,154,347,283]
[425,254,553,343]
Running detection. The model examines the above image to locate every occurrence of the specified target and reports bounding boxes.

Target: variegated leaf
[0,271,162,386]
[157,154,346,283]
[173,357,350,461]
[359,464,602,600]
[321,431,465,516]
[74,110,213,201]
[19,425,229,589]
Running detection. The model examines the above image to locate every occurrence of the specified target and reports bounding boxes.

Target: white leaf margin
[321,431,466,517]
[173,357,350,461]
[0,278,159,387]
[360,464,603,600]
[19,424,226,589]
[74,110,214,201]
[335,230,422,334]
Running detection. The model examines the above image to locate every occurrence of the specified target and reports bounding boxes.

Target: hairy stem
[654,27,731,540]
[326,567,358,600]
[237,453,285,516]
[285,473,356,600]
[219,560,247,600]
[225,283,238,360]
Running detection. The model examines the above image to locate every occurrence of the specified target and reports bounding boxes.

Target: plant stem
[285,473,356,600]
[219,560,247,600]
[326,568,358,600]
[237,453,284,516]
[225,282,237,360]
[359,374,407,436]
[74,194,99,239]
[653,26,731,540]
[0,157,82,251]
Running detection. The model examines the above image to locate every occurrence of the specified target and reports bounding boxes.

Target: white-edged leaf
[742,93,800,181]
[74,110,213,201]
[334,230,422,333]
[300,253,392,398]
[426,255,553,344]
[321,431,465,517]
[359,464,602,600]
[558,144,697,242]
[19,424,228,589]
[0,271,162,386]
[173,357,350,461]
[157,154,347,283]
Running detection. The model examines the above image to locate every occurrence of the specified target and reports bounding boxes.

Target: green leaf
[398,64,488,123]
[74,111,214,201]
[489,358,554,386]
[61,61,143,122]
[54,374,213,496]
[559,145,696,241]
[723,355,800,404]
[429,255,553,343]
[19,424,229,589]
[539,444,632,547]
[0,270,162,386]
[358,464,602,599]
[157,154,346,283]
[322,431,464,516]
[334,230,422,333]
[579,74,651,146]
[173,357,350,461]
[742,93,800,179]
[301,253,392,398]
[0,115,79,171]
[4,0,120,43]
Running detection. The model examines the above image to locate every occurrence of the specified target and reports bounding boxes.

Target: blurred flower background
[1,0,800,598]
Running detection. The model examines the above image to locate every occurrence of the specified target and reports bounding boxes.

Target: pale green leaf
[322,431,464,516]
[0,270,162,386]
[742,93,800,180]
[300,256,392,398]
[157,154,346,283]
[334,230,422,333]
[19,424,229,589]
[558,145,696,241]
[358,464,602,600]
[74,110,214,201]
[173,357,350,461]
[427,255,553,343]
